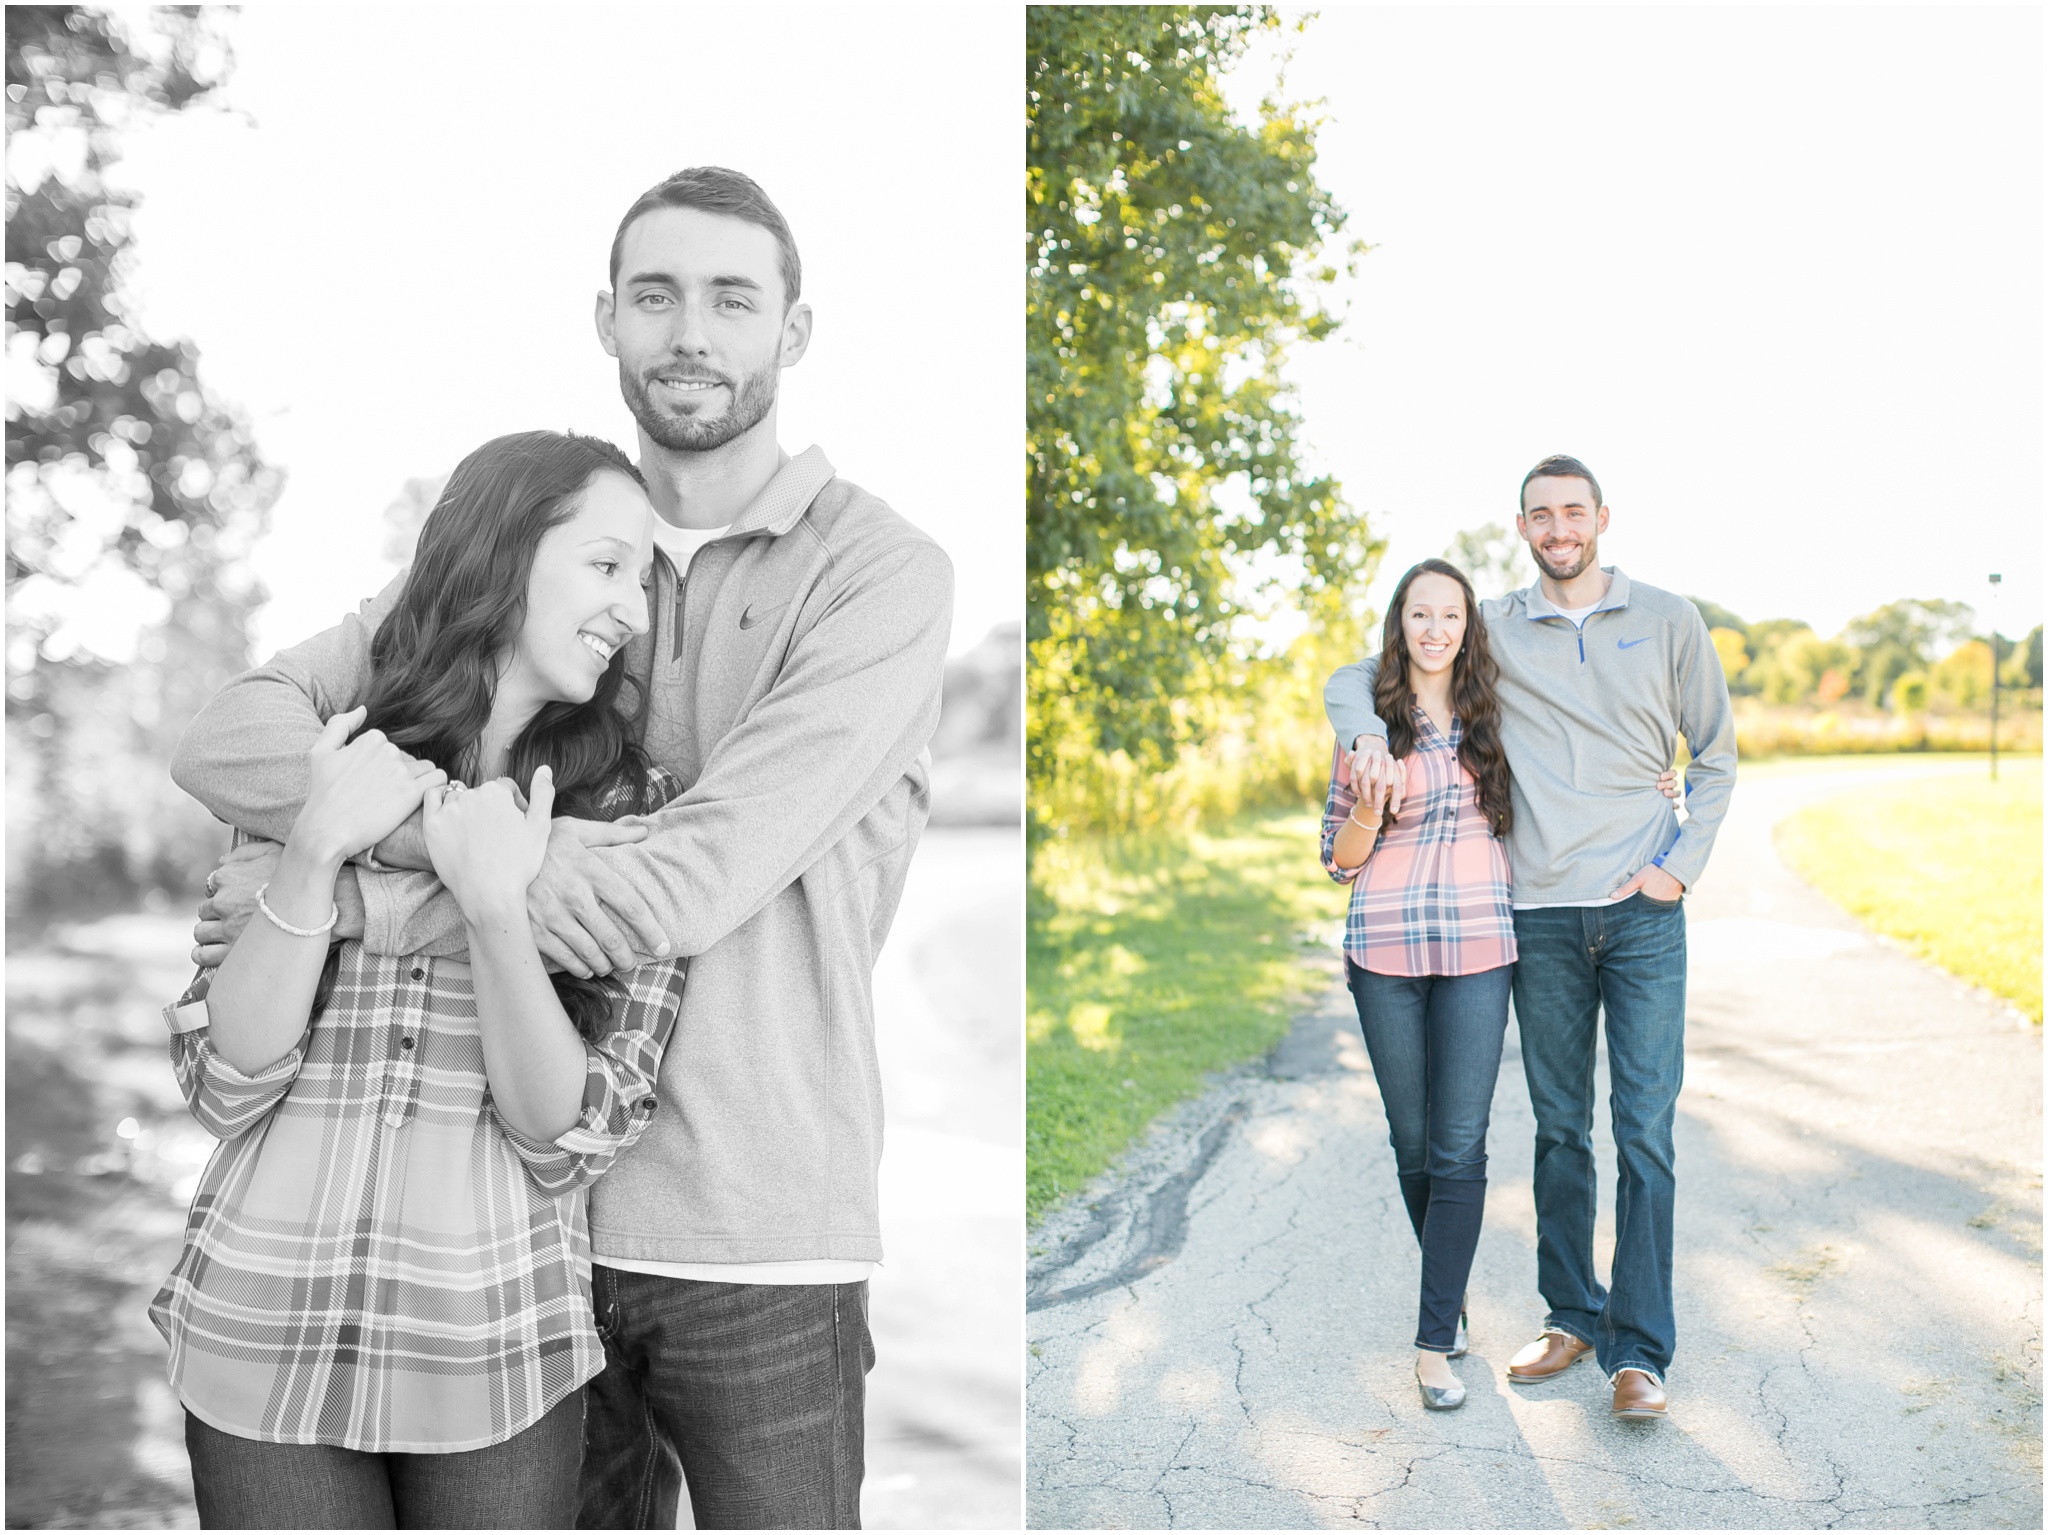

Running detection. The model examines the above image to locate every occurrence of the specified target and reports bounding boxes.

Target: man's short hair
[1519,454,1603,512]
[608,166,802,307]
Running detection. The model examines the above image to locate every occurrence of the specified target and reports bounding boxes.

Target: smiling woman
[149,429,687,1529]
[498,473,655,738]
[9,7,1025,1530]
[357,433,659,800]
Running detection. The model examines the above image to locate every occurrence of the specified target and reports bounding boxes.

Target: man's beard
[1535,537,1597,582]
[619,359,778,452]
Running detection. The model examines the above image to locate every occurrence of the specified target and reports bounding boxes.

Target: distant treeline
[1688,596,2042,713]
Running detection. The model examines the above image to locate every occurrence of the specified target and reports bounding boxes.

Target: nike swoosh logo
[1618,637,1652,649]
[738,602,786,631]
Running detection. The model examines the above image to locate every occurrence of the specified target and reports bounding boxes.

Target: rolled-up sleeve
[492,959,687,1198]
[164,994,308,1140]
[1319,742,1375,884]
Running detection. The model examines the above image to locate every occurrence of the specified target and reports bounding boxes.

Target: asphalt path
[1026,759,2041,1529]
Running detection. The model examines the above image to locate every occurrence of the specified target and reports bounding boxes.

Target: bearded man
[1324,454,1734,1424]
[172,167,953,1529]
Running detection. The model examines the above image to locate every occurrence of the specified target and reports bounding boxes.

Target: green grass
[1027,807,1345,1224]
[1776,760,2042,1022]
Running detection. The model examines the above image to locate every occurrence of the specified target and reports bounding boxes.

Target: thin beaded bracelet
[256,881,339,938]
[1348,806,1382,832]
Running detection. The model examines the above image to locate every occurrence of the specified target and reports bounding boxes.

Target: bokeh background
[1025,2,2041,1220]
[1023,10,2039,1521]
[7,5,1021,1528]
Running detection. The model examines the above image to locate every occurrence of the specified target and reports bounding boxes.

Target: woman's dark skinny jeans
[1345,960,1512,1352]
[183,1389,584,1530]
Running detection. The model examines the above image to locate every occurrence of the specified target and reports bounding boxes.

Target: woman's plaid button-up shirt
[1320,708,1518,977]
[150,912,684,1453]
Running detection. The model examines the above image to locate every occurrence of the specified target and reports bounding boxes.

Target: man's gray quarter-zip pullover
[1324,568,1736,903]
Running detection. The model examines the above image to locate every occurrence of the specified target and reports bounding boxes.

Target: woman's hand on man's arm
[427,768,606,1142]
[1324,656,1403,810]
[189,707,443,967]
[193,842,370,968]
[522,820,668,979]
[425,779,665,980]
[198,803,663,978]
[1330,768,1392,869]
[1347,739,1407,816]
[203,709,444,1072]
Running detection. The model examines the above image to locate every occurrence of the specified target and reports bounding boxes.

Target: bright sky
[1229,5,2043,646]
[113,5,1018,659]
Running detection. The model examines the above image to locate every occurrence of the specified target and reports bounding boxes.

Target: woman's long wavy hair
[315,430,662,1035]
[1371,558,1514,839]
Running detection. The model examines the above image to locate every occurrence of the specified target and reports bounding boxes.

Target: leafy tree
[1688,597,1748,638]
[2010,625,2042,691]
[6,5,281,912]
[1746,616,1806,651]
[1708,626,1748,686]
[1930,639,1993,709]
[1026,6,1375,837]
[1839,598,1976,707]
[1444,523,1522,599]
[1745,625,1854,705]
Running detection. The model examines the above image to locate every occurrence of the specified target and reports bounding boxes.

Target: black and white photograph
[6,6,1021,1529]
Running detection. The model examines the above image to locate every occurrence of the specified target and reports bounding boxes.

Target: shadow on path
[1026,760,2041,1529]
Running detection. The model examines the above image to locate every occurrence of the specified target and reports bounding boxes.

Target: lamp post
[1988,573,2001,781]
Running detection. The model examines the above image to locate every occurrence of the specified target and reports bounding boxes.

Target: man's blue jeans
[577,1267,873,1530]
[1511,894,1687,1383]
[1345,962,1513,1352]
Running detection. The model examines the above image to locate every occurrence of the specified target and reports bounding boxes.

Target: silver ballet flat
[1449,1311,1470,1359]
[1416,1361,1467,1411]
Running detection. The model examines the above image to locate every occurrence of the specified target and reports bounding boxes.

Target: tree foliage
[1708,626,1748,685]
[1837,598,1977,707]
[1443,523,1523,600]
[1686,596,2041,716]
[1687,596,1749,637]
[1026,5,1375,836]
[6,5,280,911]
[2014,625,2043,691]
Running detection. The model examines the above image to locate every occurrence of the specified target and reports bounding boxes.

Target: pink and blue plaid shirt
[150,766,687,1454]
[1320,708,1517,977]
[149,949,684,1453]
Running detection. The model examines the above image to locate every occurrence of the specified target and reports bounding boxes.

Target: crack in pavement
[1028,1100,1250,1313]
[1027,765,2042,1530]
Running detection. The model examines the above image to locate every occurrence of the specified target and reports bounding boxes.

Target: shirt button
[639,1096,659,1114]
[400,1037,415,1051]
[410,965,425,980]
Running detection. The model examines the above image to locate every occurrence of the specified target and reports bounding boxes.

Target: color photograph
[7,5,1021,1529]
[1026,6,2041,1528]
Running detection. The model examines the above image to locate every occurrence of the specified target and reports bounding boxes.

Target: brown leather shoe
[1505,1329,1593,1382]
[1611,1368,1669,1419]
